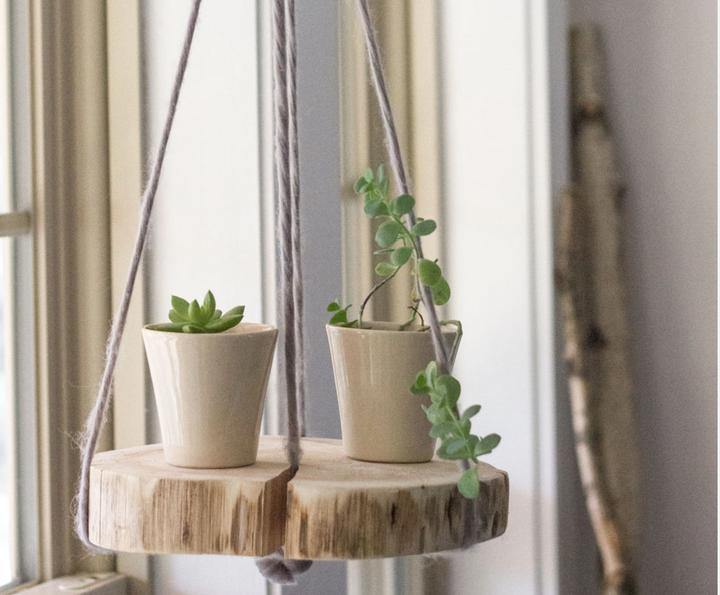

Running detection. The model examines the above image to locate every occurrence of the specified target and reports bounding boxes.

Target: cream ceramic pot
[142,323,278,468]
[327,322,456,463]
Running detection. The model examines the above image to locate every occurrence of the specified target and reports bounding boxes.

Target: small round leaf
[431,277,451,306]
[418,259,442,286]
[329,307,350,325]
[461,404,481,422]
[475,433,502,456]
[364,199,382,217]
[412,219,437,236]
[375,261,398,276]
[436,375,462,406]
[377,164,385,183]
[353,177,367,193]
[429,422,455,438]
[391,194,415,216]
[376,220,402,247]
[458,467,480,499]
[391,246,413,266]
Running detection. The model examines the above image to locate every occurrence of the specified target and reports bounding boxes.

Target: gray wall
[569,1,717,593]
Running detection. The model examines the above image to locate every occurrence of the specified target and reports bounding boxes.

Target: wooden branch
[557,190,629,593]
[571,25,607,122]
[558,23,640,595]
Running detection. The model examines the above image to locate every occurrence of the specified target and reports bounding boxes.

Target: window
[0,1,561,593]
[0,0,36,591]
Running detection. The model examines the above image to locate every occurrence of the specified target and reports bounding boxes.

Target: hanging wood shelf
[89,436,509,560]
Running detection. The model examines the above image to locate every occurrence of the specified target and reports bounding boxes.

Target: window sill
[8,574,126,595]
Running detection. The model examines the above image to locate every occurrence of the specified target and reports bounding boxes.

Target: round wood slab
[89,436,508,559]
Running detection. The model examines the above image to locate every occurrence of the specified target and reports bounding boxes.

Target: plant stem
[359,201,418,328]
[359,264,401,328]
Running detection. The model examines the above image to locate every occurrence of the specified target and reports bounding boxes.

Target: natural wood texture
[89,437,509,560]
[89,438,291,557]
[557,23,640,595]
[284,438,508,560]
[557,190,630,594]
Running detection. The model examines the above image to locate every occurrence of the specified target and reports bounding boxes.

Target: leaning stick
[557,190,630,594]
[558,24,640,595]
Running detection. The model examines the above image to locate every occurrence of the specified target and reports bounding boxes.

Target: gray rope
[271,0,303,476]
[285,0,307,438]
[255,0,312,584]
[74,0,203,549]
[355,0,451,375]
[255,548,313,586]
[355,0,478,551]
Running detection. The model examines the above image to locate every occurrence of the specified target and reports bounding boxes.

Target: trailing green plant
[146,291,245,334]
[411,361,501,499]
[327,165,450,330]
[327,165,501,499]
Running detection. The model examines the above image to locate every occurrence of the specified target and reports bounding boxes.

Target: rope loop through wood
[254,0,312,583]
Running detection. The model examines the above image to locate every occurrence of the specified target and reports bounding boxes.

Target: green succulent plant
[146,291,245,334]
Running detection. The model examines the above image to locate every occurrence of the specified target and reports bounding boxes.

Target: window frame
[2,0,37,591]
[24,0,115,586]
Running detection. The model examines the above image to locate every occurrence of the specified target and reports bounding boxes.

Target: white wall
[439,1,558,593]
[570,1,717,593]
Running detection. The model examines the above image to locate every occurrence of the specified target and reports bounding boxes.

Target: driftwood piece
[557,23,640,595]
[89,437,509,560]
[557,190,633,594]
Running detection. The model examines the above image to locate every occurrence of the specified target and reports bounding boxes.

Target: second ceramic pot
[142,323,278,468]
[327,322,457,463]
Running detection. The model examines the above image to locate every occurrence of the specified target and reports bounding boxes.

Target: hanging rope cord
[273,0,305,474]
[355,0,451,375]
[254,0,314,584]
[74,0,203,549]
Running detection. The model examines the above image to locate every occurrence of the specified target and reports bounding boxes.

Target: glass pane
[0,0,10,214]
[0,240,10,586]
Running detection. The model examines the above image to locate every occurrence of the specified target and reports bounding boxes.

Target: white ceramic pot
[142,323,278,468]
[327,322,457,463]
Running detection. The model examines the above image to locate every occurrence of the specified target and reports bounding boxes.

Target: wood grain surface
[89,437,509,559]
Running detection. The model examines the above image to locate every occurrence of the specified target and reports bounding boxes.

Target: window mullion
[0,212,31,237]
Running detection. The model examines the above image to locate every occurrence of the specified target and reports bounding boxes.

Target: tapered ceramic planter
[327,322,457,463]
[142,323,278,468]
